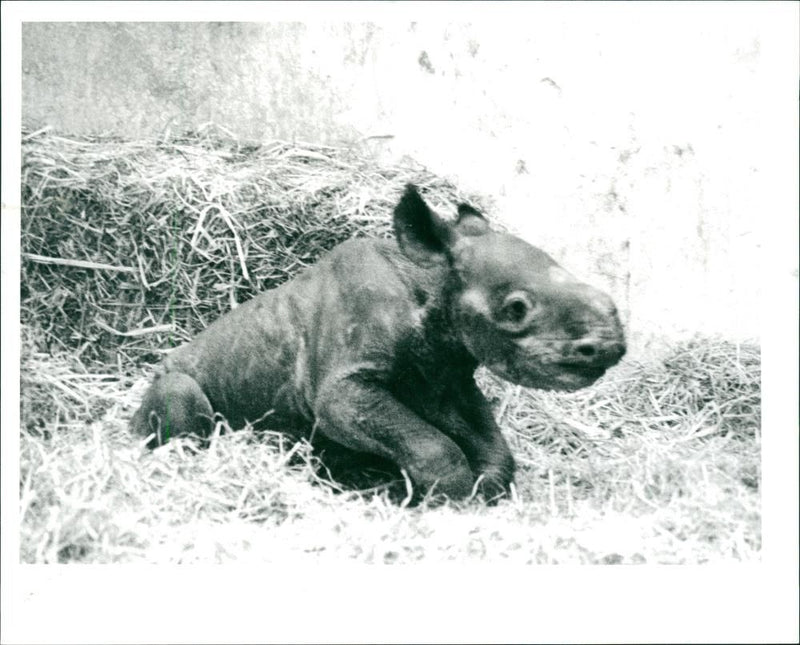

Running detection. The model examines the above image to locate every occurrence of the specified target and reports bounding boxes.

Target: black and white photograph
[2,2,798,644]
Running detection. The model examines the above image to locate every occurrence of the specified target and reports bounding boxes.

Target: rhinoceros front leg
[433,382,516,503]
[314,379,475,501]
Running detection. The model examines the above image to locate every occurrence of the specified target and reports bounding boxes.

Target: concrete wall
[22,11,796,350]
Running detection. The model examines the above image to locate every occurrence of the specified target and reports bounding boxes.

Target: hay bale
[21,126,490,367]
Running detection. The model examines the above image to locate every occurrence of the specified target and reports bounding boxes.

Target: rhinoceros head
[393,184,626,391]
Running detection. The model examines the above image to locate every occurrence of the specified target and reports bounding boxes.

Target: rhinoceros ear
[456,202,490,236]
[393,184,455,266]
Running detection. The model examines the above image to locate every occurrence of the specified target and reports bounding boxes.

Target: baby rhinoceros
[131,184,625,502]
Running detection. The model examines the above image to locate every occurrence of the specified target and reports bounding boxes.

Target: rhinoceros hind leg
[130,371,214,449]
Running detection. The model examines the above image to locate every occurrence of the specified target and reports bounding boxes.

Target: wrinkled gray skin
[131,185,625,502]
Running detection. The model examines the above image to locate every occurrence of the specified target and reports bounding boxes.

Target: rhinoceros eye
[499,292,535,325]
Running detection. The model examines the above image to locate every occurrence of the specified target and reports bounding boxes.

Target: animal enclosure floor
[19,336,760,564]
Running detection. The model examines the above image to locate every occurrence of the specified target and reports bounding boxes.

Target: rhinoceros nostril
[575,342,597,358]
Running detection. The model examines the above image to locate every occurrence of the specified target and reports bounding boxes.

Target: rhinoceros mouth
[555,362,607,381]
[484,357,606,391]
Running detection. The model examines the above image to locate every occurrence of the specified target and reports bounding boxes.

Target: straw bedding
[21,124,487,367]
[19,126,761,563]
